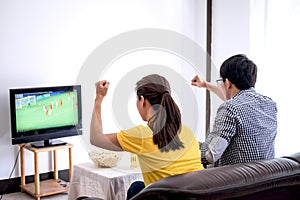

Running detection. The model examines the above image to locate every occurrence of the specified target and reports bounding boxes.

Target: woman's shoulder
[180,124,197,138]
[119,124,152,137]
[180,124,192,132]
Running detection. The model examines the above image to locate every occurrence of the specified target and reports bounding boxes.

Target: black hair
[220,54,257,90]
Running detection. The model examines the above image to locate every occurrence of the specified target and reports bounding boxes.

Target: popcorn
[89,150,122,168]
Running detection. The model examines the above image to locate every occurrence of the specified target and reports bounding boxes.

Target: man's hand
[191,75,207,88]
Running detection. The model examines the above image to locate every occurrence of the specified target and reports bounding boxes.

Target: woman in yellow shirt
[90,74,203,199]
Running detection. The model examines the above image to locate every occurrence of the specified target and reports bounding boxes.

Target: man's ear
[224,78,232,89]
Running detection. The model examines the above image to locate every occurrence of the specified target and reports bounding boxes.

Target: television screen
[9,85,82,147]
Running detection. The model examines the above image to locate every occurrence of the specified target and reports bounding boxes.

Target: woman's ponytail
[151,92,183,152]
[136,74,184,152]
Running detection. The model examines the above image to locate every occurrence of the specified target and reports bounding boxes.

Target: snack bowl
[89,150,122,168]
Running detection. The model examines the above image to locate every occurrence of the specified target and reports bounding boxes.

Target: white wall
[212,0,250,67]
[210,0,251,128]
[0,0,206,180]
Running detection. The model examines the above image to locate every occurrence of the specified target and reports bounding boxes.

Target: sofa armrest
[282,152,300,164]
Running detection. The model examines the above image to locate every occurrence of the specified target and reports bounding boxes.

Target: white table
[68,162,143,200]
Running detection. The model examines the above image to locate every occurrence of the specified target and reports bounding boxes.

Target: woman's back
[117,124,203,186]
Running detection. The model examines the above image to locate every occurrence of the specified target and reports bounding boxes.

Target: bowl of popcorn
[89,150,122,168]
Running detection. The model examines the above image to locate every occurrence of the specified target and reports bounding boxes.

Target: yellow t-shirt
[117,124,203,186]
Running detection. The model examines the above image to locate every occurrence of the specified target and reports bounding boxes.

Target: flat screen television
[9,85,82,148]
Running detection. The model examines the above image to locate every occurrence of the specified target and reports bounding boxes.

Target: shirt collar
[231,87,255,99]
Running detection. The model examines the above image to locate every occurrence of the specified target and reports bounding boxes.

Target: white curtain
[250,0,300,157]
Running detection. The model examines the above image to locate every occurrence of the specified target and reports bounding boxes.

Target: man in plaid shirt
[192,54,277,167]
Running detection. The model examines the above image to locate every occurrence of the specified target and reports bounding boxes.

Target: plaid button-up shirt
[201,88,277,167]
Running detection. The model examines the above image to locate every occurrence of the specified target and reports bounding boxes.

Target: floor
[1,192,68,200]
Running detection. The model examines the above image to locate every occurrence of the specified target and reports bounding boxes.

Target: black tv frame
[9,85,83,148]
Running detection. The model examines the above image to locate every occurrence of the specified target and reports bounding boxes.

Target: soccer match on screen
[15,90,79,132]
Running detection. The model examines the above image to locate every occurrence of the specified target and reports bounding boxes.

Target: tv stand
[19,143,73,200]
[31,139,67,148]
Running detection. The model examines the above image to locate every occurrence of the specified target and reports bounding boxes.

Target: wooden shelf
[19,144,73,200]
[21,179,68,198]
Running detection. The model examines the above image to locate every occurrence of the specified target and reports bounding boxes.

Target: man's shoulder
[224,88,276,109]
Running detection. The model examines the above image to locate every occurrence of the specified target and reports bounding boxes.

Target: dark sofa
[131,153,300,200]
